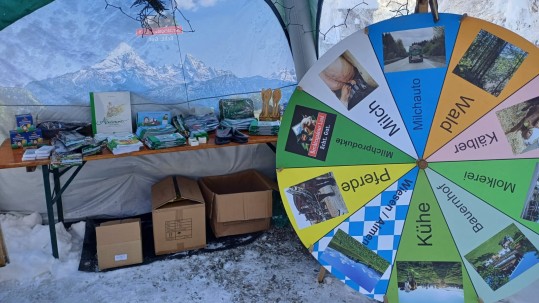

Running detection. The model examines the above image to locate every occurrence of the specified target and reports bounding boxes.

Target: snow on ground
[0,212,374,303]
[1,212,538,302]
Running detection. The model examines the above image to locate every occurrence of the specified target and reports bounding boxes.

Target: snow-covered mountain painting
[0,0,296,139]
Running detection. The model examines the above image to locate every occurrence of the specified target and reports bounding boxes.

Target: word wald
[454,132,498,153]
[436,184,484,233]
[341,168,391,192]
[368,101,400,136]
[363,178,414,247]
[412,78,423,131]
[440,96,475,134]
[464,171,515,193]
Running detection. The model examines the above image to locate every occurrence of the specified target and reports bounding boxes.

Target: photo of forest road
[383,26,446,73]
[320,229,390,292]
[396,261,464,303]
[285,172,348,228]
[496,96,539,154]
[453,29,527,97]
[465,223,539,291]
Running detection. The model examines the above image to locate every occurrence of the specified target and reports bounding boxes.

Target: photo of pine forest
[453,29,527,97]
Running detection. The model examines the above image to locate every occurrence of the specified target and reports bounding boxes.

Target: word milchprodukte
[335,138,394,158]
[436,183,484,233]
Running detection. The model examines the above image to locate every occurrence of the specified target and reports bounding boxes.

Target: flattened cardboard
[0,223,9,267]
[96,218,142,271]
[199,169,276,238]
[151,176,206,255]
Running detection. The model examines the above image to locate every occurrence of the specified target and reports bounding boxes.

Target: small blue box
[25,129,43,146]
[10,130,27,149]
[15,113,35,132]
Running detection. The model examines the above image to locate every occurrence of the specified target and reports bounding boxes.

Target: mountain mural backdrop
[4,42,296,108]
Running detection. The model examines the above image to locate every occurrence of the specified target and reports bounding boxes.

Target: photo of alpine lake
[319,229,390,292]
[396,261,464,303]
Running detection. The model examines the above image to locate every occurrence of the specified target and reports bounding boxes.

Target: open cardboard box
[151,176,206,255]
[96,218,143,271]
[199,169,278,238]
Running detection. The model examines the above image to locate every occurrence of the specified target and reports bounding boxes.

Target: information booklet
[90,91,133,135]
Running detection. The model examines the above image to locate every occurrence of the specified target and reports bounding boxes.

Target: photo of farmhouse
[285,172,348,229]
[465,223,539,290]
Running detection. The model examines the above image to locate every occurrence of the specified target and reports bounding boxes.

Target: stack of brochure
[50,152,83,168]
[220,117,257,130]
[56,130,87,152]
[248,120,280,136]
[35,145,55,159]
[143,133,186,149]
[184,113,219,132]
[100,133,143,155]
[136,124,177,140]
[22,149,37,161]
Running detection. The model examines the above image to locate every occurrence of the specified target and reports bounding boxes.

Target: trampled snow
[0,212,372,303]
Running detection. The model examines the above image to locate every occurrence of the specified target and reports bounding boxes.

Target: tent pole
[284,0,317,81]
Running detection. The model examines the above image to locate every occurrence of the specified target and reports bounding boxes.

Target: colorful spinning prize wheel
[276,13,539,303]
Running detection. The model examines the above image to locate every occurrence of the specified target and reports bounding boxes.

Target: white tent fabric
[1,0,538,221]
[0,144,276,220]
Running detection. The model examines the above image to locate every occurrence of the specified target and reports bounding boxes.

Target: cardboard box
[199,169,277,238]
[96,218,143,271]
[0,223,9,267]
[151,176,206,255]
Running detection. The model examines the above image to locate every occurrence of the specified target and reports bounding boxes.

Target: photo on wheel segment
[453,29,527,97]
[520,163,539,223]
[319,50,378,111]
[284,105,336,161]
[284,172,347,229]
[396,261,464,303]
[496,96,539,154]
[464,223,539,291]
[382,26,446,73]
[319,229,390,292]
